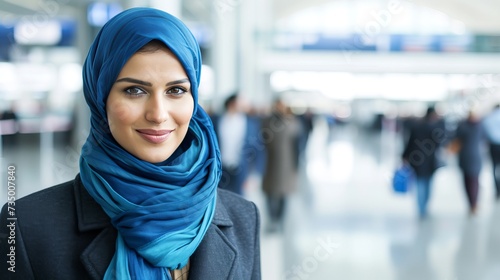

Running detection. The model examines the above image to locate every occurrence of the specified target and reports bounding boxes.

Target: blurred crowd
[208,93,315,233]
[203,94,500,226]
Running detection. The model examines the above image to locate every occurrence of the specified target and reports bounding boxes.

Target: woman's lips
[136,129,173,144]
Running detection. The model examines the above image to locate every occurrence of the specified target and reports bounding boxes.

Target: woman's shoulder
[1,178,79,230]
[0,177,81,244]
[217,189,256,208]
[6,178,76,212]
[215,189,259,222]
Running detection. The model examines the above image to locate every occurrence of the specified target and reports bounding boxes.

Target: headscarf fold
[79,7,221,280]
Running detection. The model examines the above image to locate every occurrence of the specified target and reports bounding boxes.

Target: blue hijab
[79,7,221,279]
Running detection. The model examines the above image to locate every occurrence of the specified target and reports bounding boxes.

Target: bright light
[270,71,292,91]
[59,63,82,93]
[270,71,450,102]
[199,65,214,98]
[0,63,19,95]
[382,74,448,101]
[16,63,57,93]
[14,20,61,45]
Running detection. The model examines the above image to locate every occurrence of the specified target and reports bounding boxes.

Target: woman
[0,7,260,280]
[454,111,484,215]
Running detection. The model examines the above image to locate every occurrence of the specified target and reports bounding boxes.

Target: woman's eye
[124,87,145,96]
[167,87,188,96]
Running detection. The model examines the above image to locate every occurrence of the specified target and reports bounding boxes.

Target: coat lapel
[80,226,117,279]
[189,195,237,280]
[73,176,238,280]
[73,176,116,280]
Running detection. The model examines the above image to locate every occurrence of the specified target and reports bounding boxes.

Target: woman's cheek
[108,101,134,122]
[182,104,194,123]
[179,97,195,123]
[108,100,134,127]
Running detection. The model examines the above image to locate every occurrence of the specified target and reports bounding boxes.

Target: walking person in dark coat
[453,111,485,215]
[261,98,300,233]
[402,106,447,219]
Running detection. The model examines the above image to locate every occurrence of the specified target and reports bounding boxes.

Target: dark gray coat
[456,119,485,176]
[261,112,300,197]
[0,175,261,280]
[402,118,447,177]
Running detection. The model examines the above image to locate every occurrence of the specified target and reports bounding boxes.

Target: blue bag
[392,163,414,194]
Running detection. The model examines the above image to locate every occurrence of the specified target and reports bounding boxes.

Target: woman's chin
[134,151,173,164]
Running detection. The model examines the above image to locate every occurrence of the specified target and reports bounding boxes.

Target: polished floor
[1,119,500,280]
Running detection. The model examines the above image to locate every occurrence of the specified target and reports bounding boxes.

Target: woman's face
[106,48,194,163]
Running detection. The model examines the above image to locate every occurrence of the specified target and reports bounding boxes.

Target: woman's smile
[136,129,174,144]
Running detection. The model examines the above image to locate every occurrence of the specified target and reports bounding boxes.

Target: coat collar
[73,175,237,280]
[74,175,109,232]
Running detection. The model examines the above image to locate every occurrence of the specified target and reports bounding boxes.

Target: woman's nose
[145,94,169,124]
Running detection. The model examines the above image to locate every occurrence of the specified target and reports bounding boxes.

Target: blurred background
[1,0,500,279]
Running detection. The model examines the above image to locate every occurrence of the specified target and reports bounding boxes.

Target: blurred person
[402,106,447,219]
[326,110,337,142]
[0,8,260,279]
[0,103,20,147]
[482,104,500,200]
[452,110,485,215]
[296,108,315,166]
[261,98,300,233]
[212,93,265,195]
[0,104,19,133]
[0,107,18,122]
[247,104,268,181]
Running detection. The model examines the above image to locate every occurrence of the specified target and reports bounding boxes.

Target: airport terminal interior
[1,0,500,279]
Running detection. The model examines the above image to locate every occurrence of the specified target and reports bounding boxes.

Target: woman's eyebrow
[115,77,152,86]
[166,78,190,86]
[114,77,189,87]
